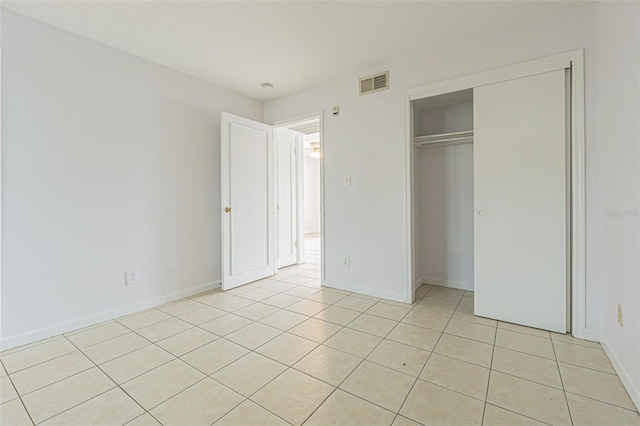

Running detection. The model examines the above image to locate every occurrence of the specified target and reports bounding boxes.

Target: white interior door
[474,69,568,333]
[275,128,301,268]
[221,113,274,290]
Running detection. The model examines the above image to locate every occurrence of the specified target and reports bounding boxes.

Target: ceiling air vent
[359,71,389,95]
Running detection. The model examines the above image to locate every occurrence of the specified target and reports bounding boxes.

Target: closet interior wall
[413,91,475,292]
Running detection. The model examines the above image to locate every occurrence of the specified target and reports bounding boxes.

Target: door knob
[225,207,231,213]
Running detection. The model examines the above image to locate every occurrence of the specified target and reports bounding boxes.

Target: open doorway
[274,116,322,276]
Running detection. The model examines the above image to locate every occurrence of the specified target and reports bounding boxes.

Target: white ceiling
[2,1,588,101]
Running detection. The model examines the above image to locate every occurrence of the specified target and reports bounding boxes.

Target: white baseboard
[422,276,474,291]
[582,328,640,411]
[413,276,424,293]
[322,279,408,303]
[0,281,221,351]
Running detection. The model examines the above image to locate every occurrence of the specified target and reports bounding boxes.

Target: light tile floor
[1,237,639,425]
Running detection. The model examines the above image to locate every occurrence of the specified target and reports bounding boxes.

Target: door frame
[272,111,325,281]
[404,49,586,338]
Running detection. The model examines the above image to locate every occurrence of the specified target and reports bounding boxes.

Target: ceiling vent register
[359,71,389,95]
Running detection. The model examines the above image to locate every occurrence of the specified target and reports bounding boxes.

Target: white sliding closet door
[474,70,568,333]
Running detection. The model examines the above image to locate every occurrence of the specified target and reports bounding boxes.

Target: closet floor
[1,262,638,424]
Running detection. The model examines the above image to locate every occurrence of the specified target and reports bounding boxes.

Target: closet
[411,64,572,334]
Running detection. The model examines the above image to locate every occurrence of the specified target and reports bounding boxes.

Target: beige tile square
[367,339,430,377]
[325,328,382,358]
[559,362,635,410]
[225,322,281,350]
[392,415,423,426]
[340,361,414,412]
[400,379,484,425]
[482,404,545,425]
[256,333,318,366]
[444,319,496,344]
[401,309,450,332]
[413,300,456,316]
[286,299,329,316]
[0,363,6,377]
[313,306,361,326]
[156,327,217,357]
[212,353,286,397]
[65,322,130,349]
[306,389,395,425]
[495,329,555,360]
[0,375,18,404]
[289,318,343,343]
[22,367,115,424]
[487,370,571,425]
[433,334,493,368]
[251,369,334,425]
[498,322,550,339]
[366,303,411,321]
[125,413,161,426]
[101,345,174,384]
[177,306,226,325]
[348,314,398,337]
[136,318,192,342]
[199,293,255,311]
[284,286,319,298]
[293,345,362,386]
[234,303,280,321]
[306,290,348,305]
[158,299,204,316]
[262,293,303,308]
[11,351,94,395]
[553,341,615,373]
[181,339,249,375]
[200,314,252,336]
[122,359,205,410]
[0,398,33,425]
[81,332,149,365]
[240,288,279,301]
[41,387,143,426]
[566,392,640,426]
[216,400,289,426]
[492,346,563,389]
[262,282,299,293]
[387,323,441,351]
[150,378,243,425]
[1,339,77,374]
[335,296,377,312]
[261,310,307,331]
[550,332,602,349]
[420,353,489,400]
[452,307,497,327]
[278,274,313,285]
[116,309,171,330]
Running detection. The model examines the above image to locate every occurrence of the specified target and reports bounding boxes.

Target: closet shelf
[414,130,473,149]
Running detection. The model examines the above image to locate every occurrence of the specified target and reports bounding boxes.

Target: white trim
[585,330,640,411]
[405,49,586,336]
[323,280,406,303]
[422,277,473,292]
[0,281,221,351]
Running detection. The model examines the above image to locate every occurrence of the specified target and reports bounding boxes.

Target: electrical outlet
[125,270,139,286]
[617,303,623,327]
[343,256,350,268]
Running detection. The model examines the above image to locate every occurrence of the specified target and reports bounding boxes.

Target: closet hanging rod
[414,130,473,148]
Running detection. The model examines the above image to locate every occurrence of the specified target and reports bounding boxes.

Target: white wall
[264,4,598,304]
[594,1,640,406]
[303,155,321,234]
[1,11,263,348]
[419,144,474,290]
